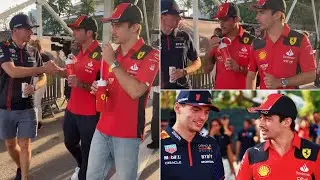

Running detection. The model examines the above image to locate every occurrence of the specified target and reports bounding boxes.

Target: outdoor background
[0,0,159,42]
[161,90,320,132]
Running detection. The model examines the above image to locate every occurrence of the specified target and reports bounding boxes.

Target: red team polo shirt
[248,24,316,89]
[210,26,255,89]
[67,40,101,116]
[96,38,159,138]
[237,133,320,180]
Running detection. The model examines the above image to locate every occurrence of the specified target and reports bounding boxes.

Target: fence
[41,74,65,116]
[189,53,213,89]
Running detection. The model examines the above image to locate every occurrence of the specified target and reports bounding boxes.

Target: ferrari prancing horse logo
[289,37,297,45]
[137,51,145,60]
[302,148,311,159]
[243,37,249,44]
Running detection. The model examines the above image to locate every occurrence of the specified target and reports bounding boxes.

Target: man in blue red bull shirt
[161,90,225,180]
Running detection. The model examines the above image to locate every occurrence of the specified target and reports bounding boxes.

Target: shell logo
[258,165,271,177]
[258,51,267,61]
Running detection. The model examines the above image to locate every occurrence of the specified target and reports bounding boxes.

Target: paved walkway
[0,101,159,180]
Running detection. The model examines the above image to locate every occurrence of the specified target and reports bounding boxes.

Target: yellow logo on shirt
[258,50,267,61]
[161,130,170,140]
[137,51,145,60]
[302,148,311,159]
[100,94,106,101]
[258,165,270,177]
[290,37,297,45]
[243,37,249,44]
[92,52,98,59]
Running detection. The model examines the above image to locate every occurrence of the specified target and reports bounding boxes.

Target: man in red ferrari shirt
[246,0,316,89]
[204,2,255,89]
[237,93,320,179]
[59,16,102,180]
[87,3,159,180]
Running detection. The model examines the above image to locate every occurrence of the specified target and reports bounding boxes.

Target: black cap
[248,94,297,120]
[9,13,39,30]
[213,3,240,19]
[161,0,187,15]
[176,91,219,112]
[68,15,98,32]
[101,3,143,24]
[250,0,286,13]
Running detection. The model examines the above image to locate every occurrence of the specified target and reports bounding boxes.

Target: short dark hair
[85,29,98,40]
[278,114,295,131]
[128,22,142,35]
[209,118,224,135]
[271,10,285,22]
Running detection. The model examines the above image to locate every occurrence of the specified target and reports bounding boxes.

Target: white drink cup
[169,66,176,83]
[22,82,28,98]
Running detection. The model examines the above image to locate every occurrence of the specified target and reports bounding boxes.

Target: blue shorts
[0,108,37,140]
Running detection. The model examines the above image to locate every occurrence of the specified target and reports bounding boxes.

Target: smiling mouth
[194,121,204,127]
[261,129,269,134]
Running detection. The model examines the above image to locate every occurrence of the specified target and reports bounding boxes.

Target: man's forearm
[2,64,45,78]
[236,141,241,158]
[58,69,67,78]
[35,73,47,90]
[246,71,257,89]
[113,66,148,100]
[75,80,92,92]
[203,53,215,74]
[227,145,235,167]
[185,58,201,74]
[287,70,316,87]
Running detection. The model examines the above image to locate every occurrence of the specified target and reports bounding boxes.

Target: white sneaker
[71,167,80,180]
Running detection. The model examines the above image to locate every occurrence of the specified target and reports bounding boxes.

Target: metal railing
[41,74,64,116]
[189,54,213,89]
[190,70,213,89]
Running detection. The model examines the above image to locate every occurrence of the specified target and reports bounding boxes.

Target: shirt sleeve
[226,135,231,145]
[0,44,12,67]
[248,46,257,72]
[213,145,225,180]
[317,127,320,137]
[236,151,253,180]
[136,49,159,87]
[299,36,316,72]
[186,32,199,61]
[315,151,320,179]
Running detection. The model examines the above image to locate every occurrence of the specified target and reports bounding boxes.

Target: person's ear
[174,103,182,114]
[282,117,292,129]
[234,16,241,23]
[130,24,139,33]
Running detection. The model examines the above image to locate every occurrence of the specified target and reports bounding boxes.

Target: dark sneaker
[15,168,21,180]
[147,141,159,149]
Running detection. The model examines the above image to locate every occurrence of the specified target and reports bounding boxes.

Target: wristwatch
[110,60,120,71]
[82,83,90,90]
[280,78,288,88]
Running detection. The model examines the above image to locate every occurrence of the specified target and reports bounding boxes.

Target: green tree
[161,91,177,109]
[299,90,315,117]
[42,0,72,35]
[79,0,95,15]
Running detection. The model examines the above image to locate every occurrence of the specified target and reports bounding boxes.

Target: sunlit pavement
[0,99,159,180]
